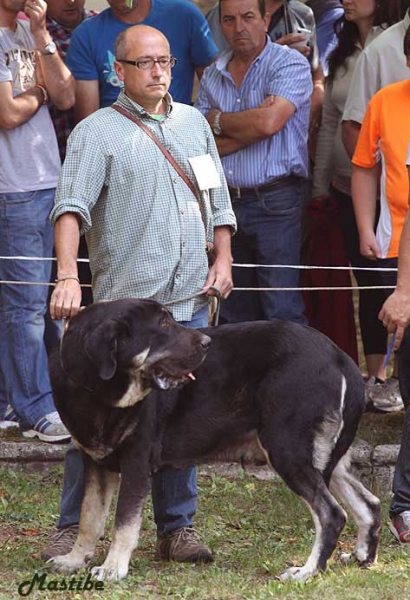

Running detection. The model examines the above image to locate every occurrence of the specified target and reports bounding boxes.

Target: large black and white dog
[48,298,380,582]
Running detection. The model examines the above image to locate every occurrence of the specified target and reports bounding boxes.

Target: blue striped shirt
[195,38,312,187]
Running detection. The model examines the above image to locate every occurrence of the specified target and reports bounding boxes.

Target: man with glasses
[42,24,236,564]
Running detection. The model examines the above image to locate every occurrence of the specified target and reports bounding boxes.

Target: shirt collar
[115,89,174,118]
[404,8,410,31]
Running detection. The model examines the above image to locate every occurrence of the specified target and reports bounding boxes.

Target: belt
[228,176,298,200]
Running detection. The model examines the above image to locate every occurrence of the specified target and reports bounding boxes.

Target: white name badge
[188,154,222,191]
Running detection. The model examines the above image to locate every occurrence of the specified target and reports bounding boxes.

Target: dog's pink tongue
[188,373,196,381]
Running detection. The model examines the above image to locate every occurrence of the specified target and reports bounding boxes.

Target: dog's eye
[160,316,170,332]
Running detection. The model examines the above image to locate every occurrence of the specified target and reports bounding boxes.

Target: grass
[0,466,410,600]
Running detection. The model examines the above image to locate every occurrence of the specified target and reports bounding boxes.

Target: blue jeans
[221,177,307,325]
[316,7,344,76]
[58,306,208,536]
[0,188,57,425]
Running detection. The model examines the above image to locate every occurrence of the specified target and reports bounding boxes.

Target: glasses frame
[116,57,177,70]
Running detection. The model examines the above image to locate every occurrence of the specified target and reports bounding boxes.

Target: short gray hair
[115,30,128,60]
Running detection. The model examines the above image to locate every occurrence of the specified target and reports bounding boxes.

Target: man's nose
[151,61,163,75]
[234,15,244,32]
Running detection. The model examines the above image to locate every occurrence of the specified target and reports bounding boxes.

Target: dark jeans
[332,187,388,356]
[377,257,410,517]
[58,306,208,536]
[221,177,307,325]
[391,328,410,515]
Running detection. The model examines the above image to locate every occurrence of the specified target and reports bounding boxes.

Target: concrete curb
[0,438,399,497]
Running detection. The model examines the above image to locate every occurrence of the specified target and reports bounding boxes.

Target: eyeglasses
[116,57,177,70]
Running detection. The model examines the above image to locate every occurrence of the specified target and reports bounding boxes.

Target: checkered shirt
[50,90,236,320]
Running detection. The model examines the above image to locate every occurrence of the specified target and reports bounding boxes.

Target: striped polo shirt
[195,37,312,188]
[352,80,410,258]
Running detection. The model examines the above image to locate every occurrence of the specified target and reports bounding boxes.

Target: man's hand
[24,0,47,39]
[379,290,410,350]
[202,258,233,299]
[359,230,381,261]
[50,279,82,320]
[275,33,311,58]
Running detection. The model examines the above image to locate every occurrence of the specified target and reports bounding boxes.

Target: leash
[164,285,222,326]
[383,331,397,370]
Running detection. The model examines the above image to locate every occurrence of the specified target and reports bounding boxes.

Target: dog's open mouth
[152,369,196,391]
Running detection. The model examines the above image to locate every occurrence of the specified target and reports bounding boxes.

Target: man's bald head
[115,25,170,61]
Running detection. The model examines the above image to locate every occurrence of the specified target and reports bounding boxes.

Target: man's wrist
[213,111,223,136]
[34,32,53,52]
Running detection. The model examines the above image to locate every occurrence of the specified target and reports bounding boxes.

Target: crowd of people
[2,0,410,561]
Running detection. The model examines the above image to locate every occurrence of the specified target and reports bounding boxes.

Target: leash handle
[164,286,222,326]
[383,331,397,370]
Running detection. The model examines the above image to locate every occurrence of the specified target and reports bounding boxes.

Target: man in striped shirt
[195,0,312,325]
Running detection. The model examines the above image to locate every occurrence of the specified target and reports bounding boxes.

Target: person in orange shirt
[352,24,410,543]
[351,22,410,387]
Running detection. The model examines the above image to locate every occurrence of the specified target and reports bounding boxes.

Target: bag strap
[111,104,198,198]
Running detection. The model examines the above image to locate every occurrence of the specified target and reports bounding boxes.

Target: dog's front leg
[50,456,118,573]
[91,460,152,582]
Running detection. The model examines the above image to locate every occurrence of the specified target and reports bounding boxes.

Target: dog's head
[59,298,211,406]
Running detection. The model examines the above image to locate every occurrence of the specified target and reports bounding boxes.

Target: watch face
[44,41,57,54]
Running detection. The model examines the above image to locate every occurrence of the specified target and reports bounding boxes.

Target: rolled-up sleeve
[50,120,107,233]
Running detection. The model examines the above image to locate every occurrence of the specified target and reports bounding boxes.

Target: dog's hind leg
[258,436,347,582]
[278,473,347,582]
[330,454,381,567]
[50,460,118,573]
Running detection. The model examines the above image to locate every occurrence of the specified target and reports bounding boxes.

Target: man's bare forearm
[54,213,81,279]
[215,135,250,157]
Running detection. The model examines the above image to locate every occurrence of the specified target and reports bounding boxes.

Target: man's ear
[114,60,126,83]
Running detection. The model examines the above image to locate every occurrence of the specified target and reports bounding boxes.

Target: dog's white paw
[279,565,316,583]
[91,564,128,581]
[339,552,353,565]
[48,553,88,573]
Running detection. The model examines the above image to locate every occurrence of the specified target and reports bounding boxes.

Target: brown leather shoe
[40,524,79,561]
[155,527,213,563]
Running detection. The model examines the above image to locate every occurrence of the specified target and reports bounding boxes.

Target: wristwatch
[40,41,57,55]
[213,111,222,136]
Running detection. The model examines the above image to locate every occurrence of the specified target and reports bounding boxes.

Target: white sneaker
[22,411,71,443]
[0,404,21,429]
[366,377,404,412]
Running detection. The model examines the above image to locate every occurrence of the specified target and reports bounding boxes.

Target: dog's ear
[83,320,120,380]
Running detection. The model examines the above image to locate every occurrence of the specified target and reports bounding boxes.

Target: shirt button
[180,209,184,215]
[175,273,180,278]
[236,98,241,103]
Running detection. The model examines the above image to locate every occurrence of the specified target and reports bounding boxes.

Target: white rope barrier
[0,256,397,291]
[0,255,399,272]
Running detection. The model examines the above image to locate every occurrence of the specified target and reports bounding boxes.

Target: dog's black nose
[200,334,212,350]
